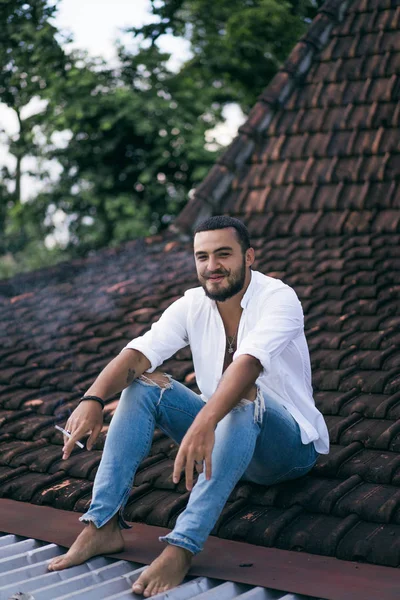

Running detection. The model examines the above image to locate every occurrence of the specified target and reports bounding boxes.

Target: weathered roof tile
[335,520,400,566]
[1,0,400,578]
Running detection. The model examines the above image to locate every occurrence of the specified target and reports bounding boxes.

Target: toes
[47,557,63,571]
[152,584,165,597]
[153,582,166,597]
[132,577,146,595]
[144,582,156,597]
[48,559,65,571]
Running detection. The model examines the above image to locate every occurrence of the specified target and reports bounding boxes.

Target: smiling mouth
[208,275,225,282]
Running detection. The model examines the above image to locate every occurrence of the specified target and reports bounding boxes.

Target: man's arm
[172,355,262,490]
[200,354,262,427]
[123,295,189,373]
[173,287,303,490]
[234,287,303,372]
[62,294,190,459]
[62,349,150,459]
[84,348,151,400]
[201,287,302,427]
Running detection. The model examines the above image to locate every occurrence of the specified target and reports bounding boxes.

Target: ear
[246,247,255,267]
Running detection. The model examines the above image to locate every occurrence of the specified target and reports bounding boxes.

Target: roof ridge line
[172,0,352,233]
[0,230,177,291]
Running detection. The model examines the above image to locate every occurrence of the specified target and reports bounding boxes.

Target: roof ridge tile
[320,0,352,22]
[304,12,336,50]
[259,72,296,107]
[281,41,315,79]
[174,1,351,230]
[217,134,255,169]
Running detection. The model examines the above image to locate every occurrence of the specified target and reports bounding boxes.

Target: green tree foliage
[1,0,323,274]
[130,0,322,112]
[0,0,67,257]
[38,45,219,253]
[41,0,321,254]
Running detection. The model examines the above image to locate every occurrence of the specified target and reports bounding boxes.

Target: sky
[0,0,245,204]
[55,0,192,66]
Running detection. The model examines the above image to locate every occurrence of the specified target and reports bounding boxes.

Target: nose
[207,255,220,272]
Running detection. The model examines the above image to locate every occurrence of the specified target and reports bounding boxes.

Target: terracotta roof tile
[1,471,66,503]
[1,0,400,581]
[335,520,400,566]
[124,488,189,527]
[339,447,400,483]
[34,476,94,509]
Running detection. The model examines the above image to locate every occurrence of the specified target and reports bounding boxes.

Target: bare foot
[132,544,192,597]
[48,517,124,571]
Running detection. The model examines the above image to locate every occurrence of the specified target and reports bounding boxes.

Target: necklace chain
[226,331,237,354]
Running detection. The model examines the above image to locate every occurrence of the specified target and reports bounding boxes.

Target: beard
[200,257,247,302]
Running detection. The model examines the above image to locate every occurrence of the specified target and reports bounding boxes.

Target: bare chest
[219,310,242,373]
[222,337,237,372]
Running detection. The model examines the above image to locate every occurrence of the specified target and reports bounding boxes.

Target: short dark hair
[194,215,251,254]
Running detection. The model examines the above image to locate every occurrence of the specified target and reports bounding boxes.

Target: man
[48,216,329,597]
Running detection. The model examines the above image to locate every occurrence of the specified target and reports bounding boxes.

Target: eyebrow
[194,246,233,257]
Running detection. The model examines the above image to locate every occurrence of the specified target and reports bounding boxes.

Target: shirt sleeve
[234,287,303,374]
[122,295,189,372]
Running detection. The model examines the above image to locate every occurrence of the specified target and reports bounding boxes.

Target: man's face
[194,228,250,302]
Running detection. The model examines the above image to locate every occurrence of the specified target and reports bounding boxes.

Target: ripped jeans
[80,375,318,555]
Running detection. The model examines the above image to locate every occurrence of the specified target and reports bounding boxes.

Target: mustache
[204,270,229,278]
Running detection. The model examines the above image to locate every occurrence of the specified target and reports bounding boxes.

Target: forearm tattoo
[126,368,137,385]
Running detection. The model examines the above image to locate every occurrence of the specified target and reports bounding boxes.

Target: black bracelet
[79,395,105,409]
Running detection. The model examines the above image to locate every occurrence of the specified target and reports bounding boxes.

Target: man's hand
[173,416,216,491]
[62,401,103,459]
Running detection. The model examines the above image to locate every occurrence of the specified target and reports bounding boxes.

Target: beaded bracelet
[79,395,105,409]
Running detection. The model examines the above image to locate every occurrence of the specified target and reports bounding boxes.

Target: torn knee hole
[139,371,172,389]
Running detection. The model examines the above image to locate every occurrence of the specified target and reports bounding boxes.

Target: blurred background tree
[131,0,319,112]
[38,44,220,255]
[0,0,68,271]
[0,0,322,277]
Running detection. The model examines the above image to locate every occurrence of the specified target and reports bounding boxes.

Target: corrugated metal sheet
[0,532,326,600]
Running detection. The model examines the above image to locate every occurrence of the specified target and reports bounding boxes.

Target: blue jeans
[80,375,318,555]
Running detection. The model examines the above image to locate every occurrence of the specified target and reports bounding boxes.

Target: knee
[139,370,172,389]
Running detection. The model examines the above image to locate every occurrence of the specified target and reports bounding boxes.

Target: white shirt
[124,270,330,454]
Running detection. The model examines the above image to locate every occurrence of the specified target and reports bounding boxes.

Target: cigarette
[55,425,85,449]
